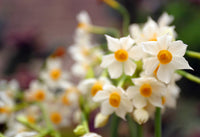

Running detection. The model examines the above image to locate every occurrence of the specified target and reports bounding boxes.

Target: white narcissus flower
[78,77,111,97]
[94,113,109,128]
[0,92,14,123]
[127,77,166,108]
[142,35,192,83]
[82,133,102,137]
[129,12,176,44]
[40,58,70,89]
[163,73,181,108]
[93,85,133,120]
[15,131,37,137]
[101,35,142,79]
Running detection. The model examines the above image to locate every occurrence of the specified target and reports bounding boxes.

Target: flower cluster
[0,6,196,137]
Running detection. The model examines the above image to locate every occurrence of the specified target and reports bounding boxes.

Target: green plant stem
[126,115,136,137]
[81,111,89,133]
[137,124,143,137]
[89,26,120,38]
[0,133,5,137]
[37,103,54,130]
[176,70,200,84]
[117,75,127,87]
[110,114,120,137]
[155,107,161,137]
[186,50,200,60]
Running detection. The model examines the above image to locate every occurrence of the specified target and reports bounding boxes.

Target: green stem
[176,70,200,84]
[37,103,54,130]
[126,114,136,137]
[81,112,89,133]
[110,114,120,137]
[89,26,120,38]
[155,107,161,137]
[137,124,143,137]
[0,133,5,137]
[117,74,127,87]
[17,117,42,133]
[186,50,200,60]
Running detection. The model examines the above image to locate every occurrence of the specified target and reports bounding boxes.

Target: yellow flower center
[114,49,128,62]
[153,64,160,77]
[50,112,62,124]
[34,90,45,101]
[157,50,172,64]
[77,23,89,30]
[149,33,157,41]
[27,115,36,124]
[109,92,121,107]
[50,69,61,80]
[140,83,152,97]
[62,95,70,106]
[0,106,10,113]
[91,82,103,97]
[162,96,166,105]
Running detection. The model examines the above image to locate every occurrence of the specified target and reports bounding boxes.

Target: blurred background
[0,0,200,136]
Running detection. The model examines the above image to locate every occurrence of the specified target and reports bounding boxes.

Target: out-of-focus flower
[14,131,37,137]
[93,85,132,120]
[127,77,166,108]
[101,35,142,79]
[142,35,192,83]
[129,12,176,44]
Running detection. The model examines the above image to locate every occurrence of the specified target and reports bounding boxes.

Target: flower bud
[94,113,109,128]
[73,125,87,136]
[133,108,149,125]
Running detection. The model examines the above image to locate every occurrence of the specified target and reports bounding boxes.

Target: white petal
[128,45,145,60]
[149,94,163,108]
[105,35,120,52]
[115,105,128,120]
[143,57,159,75]
[100,54,115,68]
[168,40,187,56]
[77,11,91,24]
[157,35,172,50]
[158,12,174,26]
[133,94,147,108]
[142,41,159,55]
[124,59,136,76]
[101,100,115,115]
[108,61,123,79]
[93,90,109,102]
[126,86,140,99]
[157,64,174,84]
[121,96,133,113]
[129,24,142,39]
[120,36,135,50]
[171,56,193,70]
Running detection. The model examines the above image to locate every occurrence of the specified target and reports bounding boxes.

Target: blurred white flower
[94,113,109,128]
[133,108,149,125]
[127,77,166,108]
[14,131,37,137]
[82,133,102,137]
[93,85,132,120]
[142,35,192,83]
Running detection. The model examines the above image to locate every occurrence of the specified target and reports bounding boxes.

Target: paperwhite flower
[142,34,192,83]
[94,113,109,128]
[127,77,166,108]
[129,13,176,44]
[101,35,142,79]
[82,133,102,137]
[40,58,70,89]
[163,73,181,108]
[25,80,52,102]
[93,85,133,120]
[78,77,111,97]
[0,92,14,123]
[15,131,37,137]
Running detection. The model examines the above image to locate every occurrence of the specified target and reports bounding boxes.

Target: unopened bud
[73,125,87,136]
[133,108,149,125]
[94,113,109,128]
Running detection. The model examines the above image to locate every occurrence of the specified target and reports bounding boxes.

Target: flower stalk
[186,50,200,60]
[155,107,161,137]
[176,70,200,84]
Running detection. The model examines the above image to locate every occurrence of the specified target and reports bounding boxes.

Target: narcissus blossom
[127,77,166,108]
[142,35,192,83]
[15,131,37,137]
[101,35,142,79]
[82,133,102,137]
[93,85,132,120]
